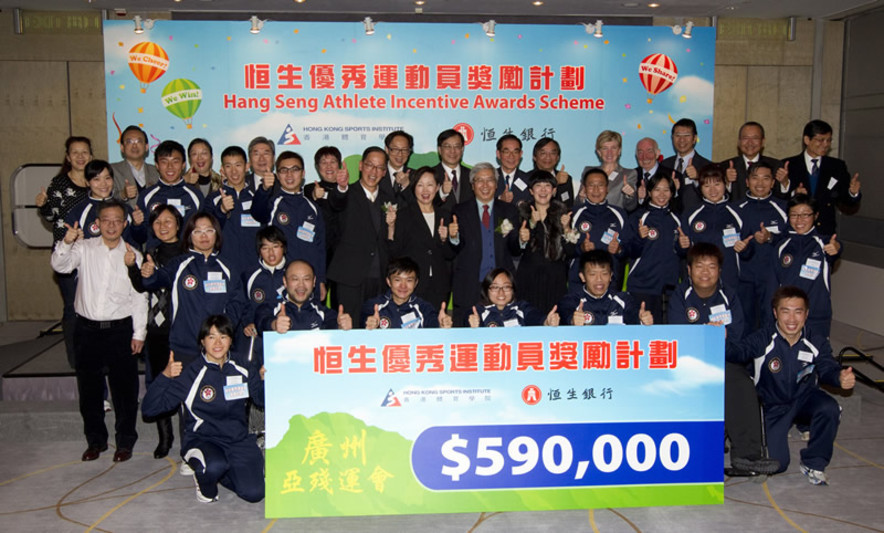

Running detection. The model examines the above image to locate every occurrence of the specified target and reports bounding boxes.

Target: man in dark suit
[634,137,684,211]
[327,146,394,324]
[447,162,523,326]
[494,134,531,205]
[722,121,782,203]
[382,130,414,202]
[112,125,160,206]
[662,118,712,214]
[777,119,862,235]
[434,129,474,206]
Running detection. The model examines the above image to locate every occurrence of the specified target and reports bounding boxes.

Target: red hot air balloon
[127,41,169,93]
[638,53,678,98]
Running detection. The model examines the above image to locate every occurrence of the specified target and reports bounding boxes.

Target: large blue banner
[103,20,714,178]
[263,325,724,517]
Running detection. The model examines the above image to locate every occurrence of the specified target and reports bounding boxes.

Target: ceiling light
[249,15,264,34]
[414,0,425,4]
[682,21,694,38]
[532,1,544,5]
[648,2,660,7]
[133,16,154,34]
[363,17,376,35]
[294,0,306,3]
[482,20,496,37]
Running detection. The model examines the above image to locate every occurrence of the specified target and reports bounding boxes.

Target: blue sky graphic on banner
[103,20,714,180]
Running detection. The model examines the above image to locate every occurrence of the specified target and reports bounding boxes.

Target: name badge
[767,224,780,234]
[241,200,253,211]
[800,258,821,280]
[297,221,316,242]
[203,279,227,293]
[827,177,838,190]
[607,315,624,325]
[226,375,242,385]
[241,213,260,227]
[400,311,420,329]
[513,178,527,191]
[722,227,739,248]
[560,191,570,202]
[503,318,521,327]
[166,198,185,217]
[797,350,814,363]
[709,304,732,325]
[208,271,222,280]
[601,228,618,245]
[223,382,249,401]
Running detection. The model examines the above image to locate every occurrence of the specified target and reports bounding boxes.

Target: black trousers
[75,316,139,450]
[725,362,764,460]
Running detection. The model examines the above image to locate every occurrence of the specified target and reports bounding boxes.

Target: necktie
[643,171,650,181]
[810,158,819,194]
[451,169,458,195]
[677,158,684,175]
[482,204,491,230]
[506,174,512,190]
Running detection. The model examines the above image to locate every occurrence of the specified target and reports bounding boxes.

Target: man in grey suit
[111,125,160,205]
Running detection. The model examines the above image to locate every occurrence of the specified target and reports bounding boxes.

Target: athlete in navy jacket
[256,260,352,333]
[360,257,451,329]
[467,268,559,327]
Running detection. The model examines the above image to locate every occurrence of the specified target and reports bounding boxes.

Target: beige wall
[0,12,843,319]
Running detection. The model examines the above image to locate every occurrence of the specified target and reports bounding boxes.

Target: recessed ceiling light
[415,0,425,4]
[532,1,544,5]
[294,0,305,3]
[648,2,660,7]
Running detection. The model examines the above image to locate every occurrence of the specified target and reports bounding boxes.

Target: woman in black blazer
[386,166,455,309]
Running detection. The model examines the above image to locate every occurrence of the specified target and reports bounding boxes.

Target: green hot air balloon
[161,78,202,129]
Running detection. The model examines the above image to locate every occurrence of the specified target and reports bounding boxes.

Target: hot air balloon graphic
[127,42,169,93]
[161,78,202,129]
[638,53,678,100]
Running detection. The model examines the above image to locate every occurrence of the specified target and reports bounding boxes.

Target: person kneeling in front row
[142,315,265,503]
[726,286,855,485]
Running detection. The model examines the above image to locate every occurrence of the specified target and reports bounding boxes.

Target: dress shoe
[113,448,133,462]
[154,417,174,459]
[82,444,108,461]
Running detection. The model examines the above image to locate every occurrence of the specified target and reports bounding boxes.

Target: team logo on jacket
[781,254,793,267]
[200,385,216,402]
[379,317,391,329]
[89,221,100,235]
[579,221,591,233]
[648,227,659,240]
[686,307,700,323]
[768,357,782,373]
[149,202,162,213]
[277,212,290,225]
[583,312,594,325]
[183,275,198,290]
[252,288,265,303]
[693,220,706,233]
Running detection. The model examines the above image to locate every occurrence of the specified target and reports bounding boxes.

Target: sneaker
[800,431,811,441]
[103,400,112,412]
[800,464,828,486]
[192,473,218,503]
[179,461,194,476]
[731,456,780,475]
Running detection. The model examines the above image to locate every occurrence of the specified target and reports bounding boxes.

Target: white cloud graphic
[640,356,723,395]
[267,331,334,364]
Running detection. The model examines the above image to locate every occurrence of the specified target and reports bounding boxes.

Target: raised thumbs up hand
[124,242,136,266]
[468,306,481,328]
[607,231,621,254]
[754,222,771,244]
[775,161,789,186]
[677,225,691,249]
[131,205,145,225]
[438,301,453,329]
[684,157,697,179]
[124,178,138,200]
[163,351,182,378]
[220,188,235,214]
[581,232,594,252]
[560,211,572,229]
[519,219,530,244]
[672,170,681,191]
[555,164,569,185]
[337,305,353,330]
[448,215,459,240]
[183,167,199,186]
[274,302,291,333]
[726,160,737,183]
[639,301,654,325]
[849,173,861,195]
[637,176,647,201]
[63,221,83,244]
[365,304,381,330]
[336,166,350,189]
[35,187,48,207]
[733,234,753,253]
[572,301,586,326]
[638,220,650,239]
[840,366,855,389]
[437,217,448,241]
[824,234,841,256]
[141,253,156,278]
[544,305,560,326]
[621,173,636,197]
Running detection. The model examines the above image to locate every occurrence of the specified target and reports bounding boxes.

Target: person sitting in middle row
[256,260,352,333]
[558,250,653,326]
[467,268,559,327]
[361,257,452,329]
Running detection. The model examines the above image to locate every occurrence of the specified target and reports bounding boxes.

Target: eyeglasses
[488,285,513,293]
[124,138,145,145]
[277,166,303,174]
[192,228,217,236]
[388,147,411,154]
[789,212,814,220]
[362,162,384,172]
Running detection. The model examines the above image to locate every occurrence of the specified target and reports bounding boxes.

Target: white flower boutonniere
[382,202,398,213]
[497,219,514,236]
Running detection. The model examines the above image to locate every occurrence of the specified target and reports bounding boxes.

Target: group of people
[37,116,862,502]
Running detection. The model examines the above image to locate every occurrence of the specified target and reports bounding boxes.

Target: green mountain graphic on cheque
[265,412,609,518]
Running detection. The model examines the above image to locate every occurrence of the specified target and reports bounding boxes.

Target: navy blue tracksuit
[566,201,628,287]
[360,292,439,329]
[558,287,641,326]
[736,194,788,329]
[254,297,340,332]
[683,199,752,290]
[470,301,545,327]
[727,325,843,473]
